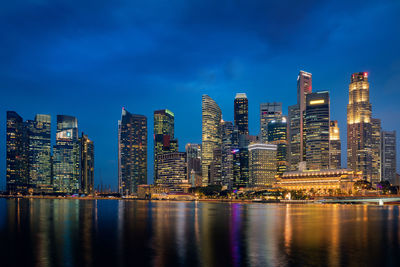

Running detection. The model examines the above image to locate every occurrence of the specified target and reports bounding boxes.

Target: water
[0,198,399,267]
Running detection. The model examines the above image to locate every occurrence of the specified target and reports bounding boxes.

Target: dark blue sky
[1,0,400,189]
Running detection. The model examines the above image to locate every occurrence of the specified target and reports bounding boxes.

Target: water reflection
[0,199,399,267]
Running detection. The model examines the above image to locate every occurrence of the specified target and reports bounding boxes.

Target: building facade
[371,118,382,184]
[201,95,222,186]
[329,120,341,170]
[248,143,277,187]
[305,91,330,170]
[381,131,396,184]
[260,102,282,142]
[268,117,288,176]
[80,133,94,195]
[186,143,202,187]
[288,104,301,171]
[118,108,147,195]
[156,152,188,191]
[234,93,249,135]
[347,72,372,180]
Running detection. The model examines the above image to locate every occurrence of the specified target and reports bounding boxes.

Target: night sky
[1,0,400,189]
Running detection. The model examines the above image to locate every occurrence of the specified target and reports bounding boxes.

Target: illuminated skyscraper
[26,114,52,193]
[53,115,80,193]
[347,72,372,180]
[6,111,28,193]
[288,71,312,170]
[221,121,234,189]
[186,143,202,187]
[248,143,277,187]
[260,102,282,142]
[118,108,147,195]
[201,95,222,186]
[371,118,381,184]
[268,117,288,176]
[234,93,249,135]
[305,91,330,170]
[381,131,396,184]
[288,105,300,171]
[80,133,94,195]
[154,109,177,184]
[156,152,187,191]
[329,120,341,170]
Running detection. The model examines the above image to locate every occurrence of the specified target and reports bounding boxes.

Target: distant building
[371,118,381,184]
[234,93,249,135]
[210,147,222,185]
[118,108,147,195]
[154,109,177,184]
[347,72,372,180]
[186,143,202,187]
[381,131,396,184]
[156,152,188,192]
[201,95,222,186]
[329,120,341,170]
[80,133,94,195]
[268,117,288,176]
[221,121,234,189]
[26,114,52,193]
[288,104,301,171]
[53,115,80,194]
[260,102,282,142]
[6,111,28,193]
[305,91,330,170]
[248,143,277,187]
[277,169,362,194]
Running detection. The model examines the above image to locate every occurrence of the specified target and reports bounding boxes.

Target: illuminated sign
[309,99,325,105]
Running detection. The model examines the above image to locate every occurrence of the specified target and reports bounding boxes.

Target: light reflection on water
[0,199,399,267]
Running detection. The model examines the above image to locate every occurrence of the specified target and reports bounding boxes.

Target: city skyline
[1,1,400,189]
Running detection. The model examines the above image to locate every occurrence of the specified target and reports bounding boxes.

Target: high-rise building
[201,95,222,186]
[268,117,288,176]
[248,143,277,187]
[260,102,282,142]
[288,104,301,171]
[156,152,188,191]
[221,121,234,189]
[186,143,202,187]
[53,115,80,194]
[234,93,249,135]
[347,72,372,180]
[153,109,177,184]
[305,91,330,170]
[371,118,382,184]
[210,147,222,185]
[288,70,312,171]
[80,133,94,195]
[6,111,28,193]
[381,131,396,184]
[26,114,52,193]
[118,108,147,195]
[329,120,341,170]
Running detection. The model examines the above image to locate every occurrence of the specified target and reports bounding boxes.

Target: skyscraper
[371,118,382,184]
[234,93,249,135]
[288,71,312,171]
[118,108,147,195]
[260,102,282,142]
[80,133,94,195]
[154,109,177,184]
[26,114,52,193]
[201,95,222,186]
[347,72,372,180]
[156,152,187,191]
[221,121,234,189]
[186,143,202,187]
[53,115,80,194]
[6,111,28,193]
[329,120,341,170]
[248,143,277,187]
[305,91,330,170]
[268,117,288,176]
[288,104,301,171]
[381,131,396,184]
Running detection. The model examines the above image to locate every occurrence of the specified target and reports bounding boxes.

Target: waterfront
[0,199,399,267]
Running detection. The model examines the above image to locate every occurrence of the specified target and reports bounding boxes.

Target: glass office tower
[371,118,382,184]
[118,108,147,195]
[260,102,282,143]
[234,93,249,135]
[80,133,94,195]
[329,120,342,170]
[381,131,396,184]
[268,117,288,176]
